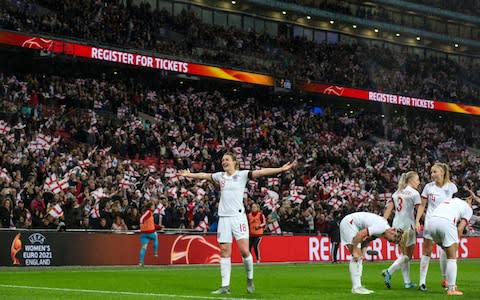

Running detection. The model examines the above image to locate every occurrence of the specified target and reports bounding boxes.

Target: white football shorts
[424,216,458,248]
[340,217,358,245]
[217,214,249,243]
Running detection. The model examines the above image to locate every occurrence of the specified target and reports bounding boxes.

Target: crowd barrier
[2,231,479,266]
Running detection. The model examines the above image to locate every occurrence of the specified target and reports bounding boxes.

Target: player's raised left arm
[251,161,296,179]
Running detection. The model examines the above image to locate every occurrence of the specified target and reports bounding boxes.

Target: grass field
[1,260,480,299]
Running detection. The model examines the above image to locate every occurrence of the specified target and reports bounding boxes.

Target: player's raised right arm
[177,169,213,181]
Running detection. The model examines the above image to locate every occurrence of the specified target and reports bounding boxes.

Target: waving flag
[154,202,165,216]
[0,121,11,135]
[267,178,280,186]
[267,220,282,234]
[44,174,69,193]
[99,147,111,156]
[167,187,178,199]
[118,178,131,190]
[177,142,192,157]
[181,187,194,198]
[48,203,64,218]
[78,159,91,169]
[289,192,306,204]
[195,216,209,232]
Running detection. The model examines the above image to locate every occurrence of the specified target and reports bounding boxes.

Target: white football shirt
[431,198,473,224]
[212,170,249,216]
[391,185,421,230]
[421,182,457,217]
[347,212,390,237]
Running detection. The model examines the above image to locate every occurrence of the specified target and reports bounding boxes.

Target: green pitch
[1,260,479,299]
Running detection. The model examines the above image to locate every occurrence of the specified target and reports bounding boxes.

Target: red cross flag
[267,177,280,186]
[48,203,64,218]
[267,220,282,234]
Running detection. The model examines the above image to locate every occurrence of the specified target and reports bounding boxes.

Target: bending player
[424,188,478,296]
[340,211,404,294]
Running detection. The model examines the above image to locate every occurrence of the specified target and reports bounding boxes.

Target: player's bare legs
[383,238,416,289]
[444,243,462,296]
[212,243,232,294]
[237,238,255,293]
[347,245,373,294]
[419,238,433,291]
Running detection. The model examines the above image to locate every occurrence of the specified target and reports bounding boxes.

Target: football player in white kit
[423,189,478,296]
[340,212,403,294]
[415,163,457,291]
[382,171,421,289]
[178,152,295,295]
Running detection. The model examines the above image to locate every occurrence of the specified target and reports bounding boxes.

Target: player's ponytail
[397,173,407,191]
[397,171,417,191]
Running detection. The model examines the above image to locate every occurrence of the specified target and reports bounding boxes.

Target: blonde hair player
[339,211,403,295]
[178,152,295,295]
[415,162,457,291]
[423,188,479,296]
[382,171,421,289]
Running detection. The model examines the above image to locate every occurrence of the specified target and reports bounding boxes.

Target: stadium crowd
[1,0,479,105]
[0,71,479,235]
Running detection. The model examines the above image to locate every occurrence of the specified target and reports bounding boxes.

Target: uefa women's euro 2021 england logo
[10,233,53,266]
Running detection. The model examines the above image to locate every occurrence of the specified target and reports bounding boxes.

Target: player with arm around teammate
[415,163,457,291]
[423,188,478,296]
[340,211,404,294]
[178,152,295,294]
[382,171,421,289]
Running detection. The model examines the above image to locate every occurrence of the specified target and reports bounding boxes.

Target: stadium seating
[0,71,479,233]
[0,0,479,104]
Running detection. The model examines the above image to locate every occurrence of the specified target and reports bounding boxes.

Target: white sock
[388,254,406,275]
[243,254,254,279]
[446,259,457,290]
[401,256,411,284]
[220,257,231,287]
[349,258,363,289]
[419,255,430,285]
[439,248,447,280]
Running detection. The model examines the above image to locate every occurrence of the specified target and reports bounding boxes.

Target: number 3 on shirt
[240,223,247,232]
[396,197,403,212]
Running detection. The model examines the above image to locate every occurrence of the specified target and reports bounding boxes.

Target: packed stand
[0,71,480,235]
[1,0,480,105]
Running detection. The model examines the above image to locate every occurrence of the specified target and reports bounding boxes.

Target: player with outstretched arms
[178,152,295,295]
